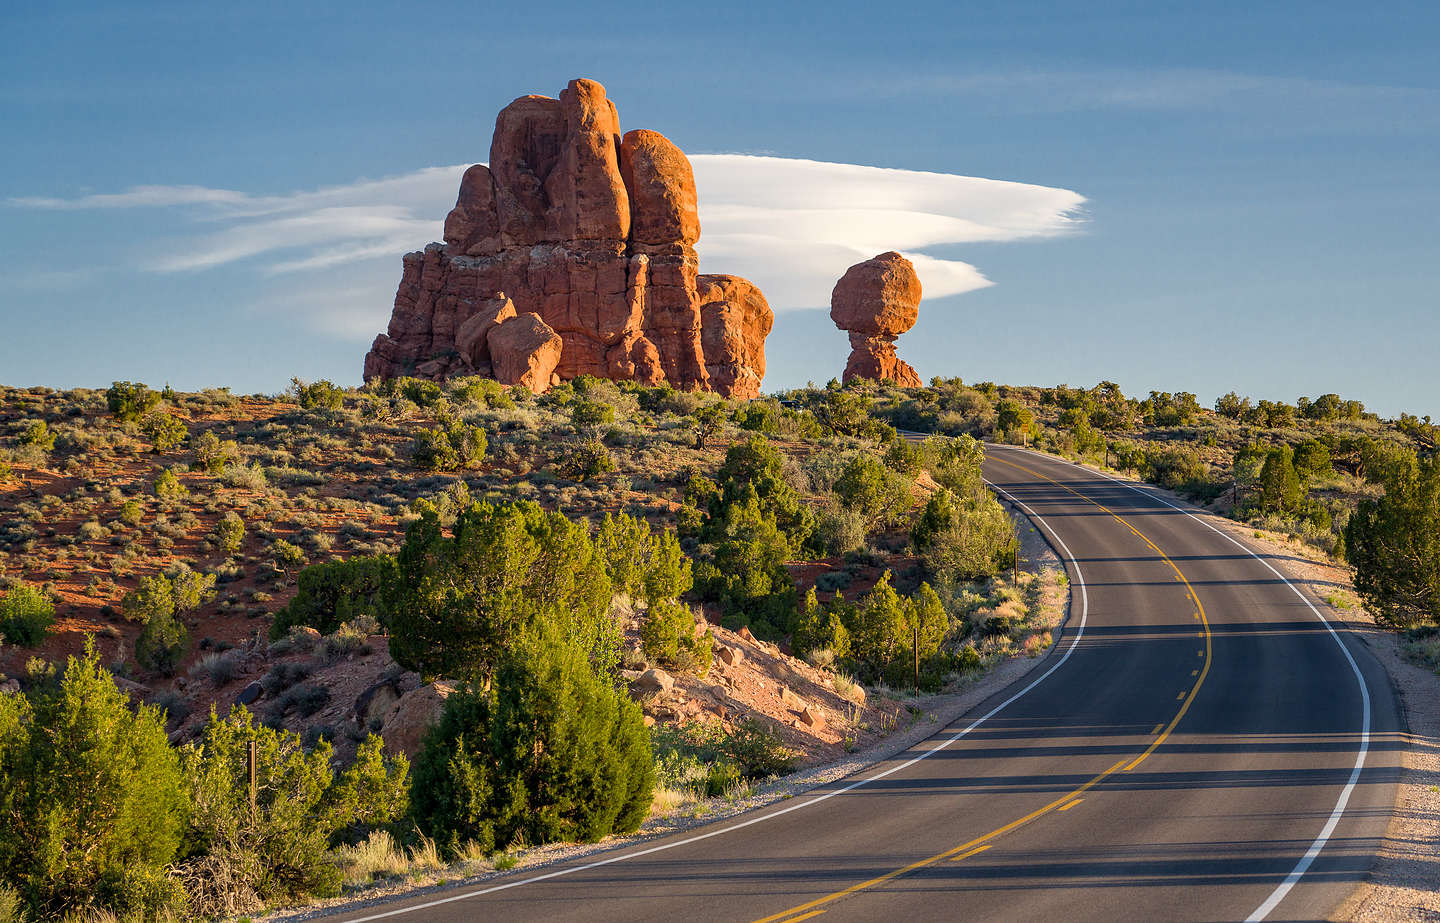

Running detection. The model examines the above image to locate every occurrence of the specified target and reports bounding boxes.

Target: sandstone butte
[830,251,923,388]
[363,78,773,397]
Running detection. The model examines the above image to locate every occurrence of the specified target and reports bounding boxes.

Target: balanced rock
[830,251,922,387]
[364,78,771,397]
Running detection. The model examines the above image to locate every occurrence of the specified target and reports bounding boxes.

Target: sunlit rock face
[364,78,771,398]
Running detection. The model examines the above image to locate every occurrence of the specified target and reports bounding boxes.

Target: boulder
[798,705,823,729]
[716,644,743,667]
[488,313,563,393]
[830,252,923,386]
[631,668,674,697]
[235,681,264,707]
[455,293,516,367]
[363,78,770,398]
[380,682,455,759]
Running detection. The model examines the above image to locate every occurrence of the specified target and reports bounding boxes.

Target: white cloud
[8,156,1083,332]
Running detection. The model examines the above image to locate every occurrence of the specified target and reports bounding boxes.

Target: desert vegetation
[3,370,1428,918]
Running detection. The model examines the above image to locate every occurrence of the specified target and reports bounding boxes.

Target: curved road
[321,444,1401,923]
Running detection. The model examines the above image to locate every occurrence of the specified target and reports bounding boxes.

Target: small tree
[0,584,55,647]
[106,381,161,422]
[17,420,54,451]
[178,707,407,916]
[1346,457,1439,629]
[691,404,725,448]
[289,377,345,411]
[139,411,187,452]
[409,628,653,857]
[0,641,189,920]
[136,610,189,675]
[1257,446,1304,513]
[214,511,245,554]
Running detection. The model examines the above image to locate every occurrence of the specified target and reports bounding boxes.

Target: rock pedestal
[364,78,771,397]
[830,251,922,387]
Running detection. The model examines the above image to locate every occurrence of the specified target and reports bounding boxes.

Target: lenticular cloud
[691,155,1084,307]
[9,155,1084,330]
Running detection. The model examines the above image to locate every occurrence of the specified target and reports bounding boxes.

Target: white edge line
[337,470,1091,922]
[989,445,1373,922]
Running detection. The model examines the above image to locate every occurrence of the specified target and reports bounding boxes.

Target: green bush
[0,641,188,920]
[214,511,245,554]
[914,488,1017,582]
[105,381,161,422]
[153,467,188,498]
[1347,454,1438,629]
[791,587,850,660]
[693,498,798,639]
[17,421,54,451]
[834,453,912,529]
[409,628,653,857]
[139,410,187,452]
[595,512,692,604]
[191,430,241,474]
[269,555,397,639]
[0,584,55,648]
[639,599,713,674]
[178,708,408,915]
[412,423,487,471]
[136,610,189,675]
[565,435,616,481]
[290,377,345,411]
[388,500,617,682]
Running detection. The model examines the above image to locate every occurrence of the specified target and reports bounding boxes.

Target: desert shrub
[639,599,713,674]
[565,435,616,481]
[791,587,851,660]
[153,466,188,498]
[219,462,268,489]
[192,430,241,474]
[387,499,617,683]
[883,439,923,476]
[1347,454,1439,629]
[0,641,188,920]
[270,554,398,639]
[1147,445,1208,493]
[214,511,245,554]
[914,488,1017,582]
[0,584,55,647]
[178,708,408,916]
[16,420,54,451]
[260,660,313,695]
[139,411,187,452]
[290,377,345,411]
[813,504,867,557]
[692,498,798,640]
[834,453,913,529]
[734,400,780,434]
[570,399,615,432]
[411,423,487,471]
[136,610,189,675]
[118,499,144,525]
[844,573,950,687]
[122,569,216,624]
[409,628,652,857]
[922,434,987,500]
[595,512,691,604]
[105,381,161,422]
[653,718,795,787]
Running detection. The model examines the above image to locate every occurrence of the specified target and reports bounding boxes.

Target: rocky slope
[364,78,772,398]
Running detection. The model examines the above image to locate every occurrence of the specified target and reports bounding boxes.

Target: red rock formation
[830,251,922,387]
[489,313,563,394]
[364,78,771,397]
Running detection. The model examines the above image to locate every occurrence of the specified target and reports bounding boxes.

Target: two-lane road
[317,445,1401,923]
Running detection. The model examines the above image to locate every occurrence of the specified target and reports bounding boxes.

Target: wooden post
[247,738,257,814]
[912,616,919,698]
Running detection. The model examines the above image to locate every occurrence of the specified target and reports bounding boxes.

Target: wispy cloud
[7,157,1084,332]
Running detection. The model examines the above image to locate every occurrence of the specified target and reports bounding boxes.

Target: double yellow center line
[755,454,1212,923]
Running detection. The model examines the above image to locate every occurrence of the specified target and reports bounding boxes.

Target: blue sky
[3,0,1437,417]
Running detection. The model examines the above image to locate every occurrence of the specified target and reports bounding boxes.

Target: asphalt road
[319,444,1400,923]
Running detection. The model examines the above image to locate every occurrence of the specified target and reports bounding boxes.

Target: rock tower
[364,78,772,397]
